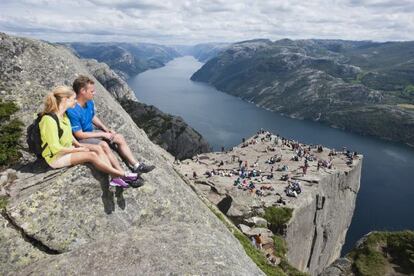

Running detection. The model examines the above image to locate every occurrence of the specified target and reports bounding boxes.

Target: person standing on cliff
[66,75,155,175]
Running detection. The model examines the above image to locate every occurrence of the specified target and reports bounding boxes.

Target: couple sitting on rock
[38,75,154,188]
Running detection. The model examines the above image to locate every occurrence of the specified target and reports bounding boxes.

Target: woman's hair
[42,86,75,115]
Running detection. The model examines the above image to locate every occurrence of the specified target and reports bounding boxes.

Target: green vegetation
[0,195,9,211]
[206,203,305,275]
[350,71,368,84]
[273,235,288,258]
[263,207,293,233]
[0,101,23,167]
[348,231,414,276]
[233,230,287,275]
[401,84,414,100]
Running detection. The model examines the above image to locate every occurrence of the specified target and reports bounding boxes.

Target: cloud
[0,0,413,44]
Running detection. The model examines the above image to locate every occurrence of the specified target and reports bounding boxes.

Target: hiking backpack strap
[45,112,64,139]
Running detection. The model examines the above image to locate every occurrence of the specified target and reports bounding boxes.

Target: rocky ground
[175,130,362,274]
[0,32,262,275]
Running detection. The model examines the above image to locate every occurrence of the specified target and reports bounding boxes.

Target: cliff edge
[176,132,362,275]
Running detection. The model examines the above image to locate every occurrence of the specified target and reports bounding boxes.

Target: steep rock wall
[285,160,362,275]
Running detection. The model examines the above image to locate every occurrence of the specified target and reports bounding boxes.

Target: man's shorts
[79,131,117,149]
[79,130,105,145]
[78,137,104,145]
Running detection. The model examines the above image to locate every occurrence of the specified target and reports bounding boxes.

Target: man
[66,75,155,176]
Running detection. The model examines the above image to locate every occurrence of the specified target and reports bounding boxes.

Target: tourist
[38,86,138,188]
[66,75,155,174]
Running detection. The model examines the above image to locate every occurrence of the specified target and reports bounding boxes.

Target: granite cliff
[191,39,414,146]
[0,33,262,275]
[82,58,210,160]
[176,133,362,275]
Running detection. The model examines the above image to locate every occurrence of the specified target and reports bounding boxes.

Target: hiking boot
[129,175,145,188]
[122,172,138,183]
[134,163,155,174]
[110,177,129,188]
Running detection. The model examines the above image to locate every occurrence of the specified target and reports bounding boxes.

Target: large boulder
[0,33,263,275]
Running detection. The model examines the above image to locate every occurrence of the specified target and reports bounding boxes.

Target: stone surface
[0,215,47,275]
[0,33,263,275]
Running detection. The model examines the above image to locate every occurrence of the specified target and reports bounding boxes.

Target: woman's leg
[81,144,112,167]
[82,142,123,171]
[70,151,124,177]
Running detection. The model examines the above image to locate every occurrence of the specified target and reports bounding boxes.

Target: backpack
[27,113,63,159]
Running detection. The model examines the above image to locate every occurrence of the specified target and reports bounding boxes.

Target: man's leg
[111,133,138,167]
[99,141,123,171]
[111,133,155,173]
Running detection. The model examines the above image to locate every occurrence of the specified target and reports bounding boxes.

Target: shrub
[0,101,23,167]
[263,207,293,233]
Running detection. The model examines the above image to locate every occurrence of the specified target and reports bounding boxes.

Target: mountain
[175,42,230,62]
[65,42,181,79]
[0,33,262,275]
[191,39,414,146]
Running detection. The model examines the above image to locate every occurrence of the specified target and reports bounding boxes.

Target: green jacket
[39,114,73,164]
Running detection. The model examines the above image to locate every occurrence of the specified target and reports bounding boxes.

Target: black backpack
[27,113,63,159]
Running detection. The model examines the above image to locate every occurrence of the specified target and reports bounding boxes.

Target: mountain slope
[65,42,181,79]
[191,39,414,145]
[0,32,262,275]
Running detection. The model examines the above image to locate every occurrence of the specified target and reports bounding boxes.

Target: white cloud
[0,0,413,44]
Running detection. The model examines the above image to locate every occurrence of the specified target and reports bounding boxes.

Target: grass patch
[273,235,288,258]
[0,100,23,167]
[263,207,293,233]
[350,71,368,84]
[0,195,9,211]
[348,231,414,276]
[233,230,286,276]
[207,204,306,275]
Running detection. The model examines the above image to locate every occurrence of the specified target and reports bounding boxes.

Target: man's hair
[73,75,95,95]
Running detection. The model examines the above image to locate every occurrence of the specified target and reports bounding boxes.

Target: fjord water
[128,56,414,254]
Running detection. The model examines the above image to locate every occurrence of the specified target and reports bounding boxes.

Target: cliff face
[0,33,262,275]
[82,58,211,160]
[285,159,361,274]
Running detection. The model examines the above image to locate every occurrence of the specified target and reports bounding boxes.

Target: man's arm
[92,116,111,133]
[93,116,118,135]
[72,129,112,140]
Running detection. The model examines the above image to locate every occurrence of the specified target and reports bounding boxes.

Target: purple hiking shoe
[122,172,138,183]
[110,177,129,188]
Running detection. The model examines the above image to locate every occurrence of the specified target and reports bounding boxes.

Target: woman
[39,86,137,188]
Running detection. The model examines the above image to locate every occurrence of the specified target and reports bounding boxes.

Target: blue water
[128,56,414,254]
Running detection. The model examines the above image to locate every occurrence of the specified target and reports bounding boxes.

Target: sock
[133,162,140,170]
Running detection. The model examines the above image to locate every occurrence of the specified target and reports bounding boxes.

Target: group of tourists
[30,76,155,188]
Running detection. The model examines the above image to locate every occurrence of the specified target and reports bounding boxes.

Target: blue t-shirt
[66,100,95,133]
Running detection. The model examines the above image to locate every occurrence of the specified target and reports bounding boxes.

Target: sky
[0,0,413,45]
